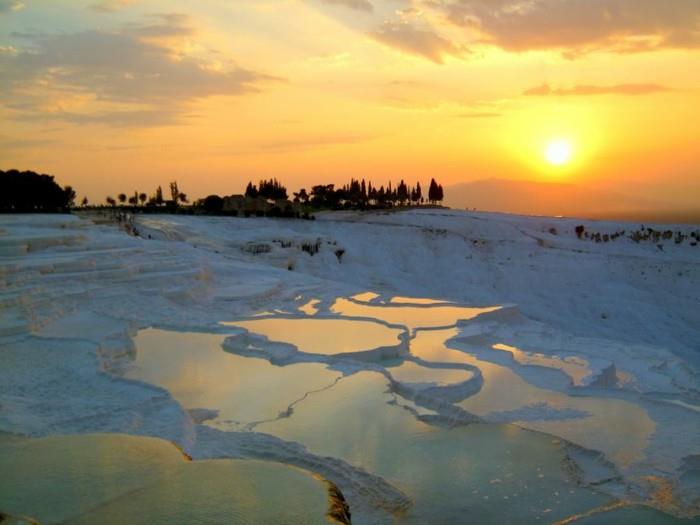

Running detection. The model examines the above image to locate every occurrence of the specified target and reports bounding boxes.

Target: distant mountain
[444,178,699,223]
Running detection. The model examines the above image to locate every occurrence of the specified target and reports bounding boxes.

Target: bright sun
[544,139,573,166]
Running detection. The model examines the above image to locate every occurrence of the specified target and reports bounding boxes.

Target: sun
[544,139,573,166]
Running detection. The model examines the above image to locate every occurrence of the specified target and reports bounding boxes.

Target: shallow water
[0,433,330,525]
[330,297,499,332]
[492,343,591,386]
[129,329,341,429]
[115,293,691,523]
[223,317,403,355]
[412,329,655,467]
[386,359,474,385]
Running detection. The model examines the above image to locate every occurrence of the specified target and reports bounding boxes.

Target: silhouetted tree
[255,178,287,200]
[117,193,127,205]
[428,179,438,204]
[0,170,76,212]
[106,196,116,207]
[169,181,180,204]
[155,186,164,205]
[201,195,224,214]
[139,193,147,205]
[81,196,89,207]
[245,182,259,198]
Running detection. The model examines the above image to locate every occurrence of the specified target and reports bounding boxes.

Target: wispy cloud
[524,83,672,96]
[455,112,502,118]
[321,0,373,12]
[432,0,700,55]
[0,13,279,127]
[370,21,462,63]
[90,0,138,13]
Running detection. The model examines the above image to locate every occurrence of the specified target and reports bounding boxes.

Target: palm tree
[106,196,116,207]
[81,196,89,207]
[139,193,147,206]
[117,193,127,205]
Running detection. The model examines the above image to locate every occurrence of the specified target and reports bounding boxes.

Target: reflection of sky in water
[257,371,609,524]
[387,359,474,385]
[331,297,499,331]
[298,298,320,315]
[390,296,454,305]
[412,329,655,467]
[0,434,329,525]
[224,317,403,355]
[129,329,341,428]
[350,291,379,302]
[122,314,682,524]
[492,343,591,386]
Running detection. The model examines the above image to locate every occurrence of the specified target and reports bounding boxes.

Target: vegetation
[574,224,699,247]
[1,168,446,220]
[0,169,75,212]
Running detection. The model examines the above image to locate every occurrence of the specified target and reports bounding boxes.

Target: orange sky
[1,0,699,208]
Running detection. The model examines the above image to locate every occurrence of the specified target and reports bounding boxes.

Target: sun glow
[544,139,573,166]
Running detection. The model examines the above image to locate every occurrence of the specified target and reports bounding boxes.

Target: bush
[0,169,75,212]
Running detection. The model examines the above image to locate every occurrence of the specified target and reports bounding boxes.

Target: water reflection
[223,318,403,355]
[0,433,330,525]
[129,329,341,429]
[331,297,499,332]
[256,371,609,524]
[390,296,455,305]
[492,343,591,386]
[412,329,655,467]
[387,359,474,386]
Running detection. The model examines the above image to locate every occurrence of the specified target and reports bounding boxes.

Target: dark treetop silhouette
[0,169,75,213]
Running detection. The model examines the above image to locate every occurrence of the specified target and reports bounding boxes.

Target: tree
[106,196,116,207]
[0,170,76,212]
[155,186,164,205]
[256,178,288,200]
[117,193,127,205]
[201,195,224,214]
[128,195,138,206]
[293,188,309,204]
[428,179,438,204]
[64,186,76,208]
[437,184,444,203]
[245,181,258,198]
[81,196,89,207]
[169,181,180,204]
[397,180,409,205]
[415,182,422,204]
[139,193,147,205]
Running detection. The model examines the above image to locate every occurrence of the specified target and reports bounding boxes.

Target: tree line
[1,168,446,216]
[243,177,444,209]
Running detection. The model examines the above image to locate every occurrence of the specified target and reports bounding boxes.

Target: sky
[0,0,699,208]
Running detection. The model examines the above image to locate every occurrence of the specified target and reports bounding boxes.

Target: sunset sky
[1,0,699,208]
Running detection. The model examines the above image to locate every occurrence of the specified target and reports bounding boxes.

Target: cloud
[90,0,137,12]
[370,21,462,63]
[0,0,24,13]
[455,111,502,118]
[321,0,373,12]
[524,83,672,96]
[0,135,53,152]
[430,0,700,54]
[0,13,278,127]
